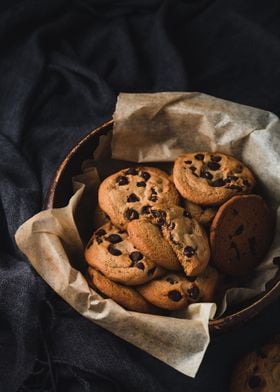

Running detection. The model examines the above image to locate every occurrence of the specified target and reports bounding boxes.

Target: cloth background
[1,0,280,391]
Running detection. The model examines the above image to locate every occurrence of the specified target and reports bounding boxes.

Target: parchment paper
[15,92,280,377]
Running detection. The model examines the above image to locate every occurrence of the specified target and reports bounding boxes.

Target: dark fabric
[0,0,280,391]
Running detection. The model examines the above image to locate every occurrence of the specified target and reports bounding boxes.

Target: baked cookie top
[210,195,274,276]
[85,222,164,285]
[230,340,280,392]
[173,152,256,206]
[143,204,210,276]
[98,167,180,229]
[87,267,160,314]
[137,272,191,311]
[127,218,181,271]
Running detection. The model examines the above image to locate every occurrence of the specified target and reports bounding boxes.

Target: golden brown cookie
[230,340,280,392]
[85,222,164,285]
[136,272,190,310]
[98,167,180,229]
[143,204,210,276]
[173,152,256,206]
[186,266,221,303]
[210,195,274,276]
[87,267,160,313]
[183,199,217,227]
[127,218,181,271]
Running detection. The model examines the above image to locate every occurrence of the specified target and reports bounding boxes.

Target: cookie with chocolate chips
[87,267,160,313]
[127,218,181,271]
[136,273,191,310]
[85,222,164,285]
[145,204,210,276]
[98,167,180,229]
[173,152,256,206]
[183,199,217,227]
[230,338,280,392]
[185,266,221,303]
[210,195,274,276]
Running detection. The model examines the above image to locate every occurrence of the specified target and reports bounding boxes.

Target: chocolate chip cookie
[183,199,217,227]
[136,272,191,310]
[127,218,181,271]
[85,222,164,285]
[87,267,159,313]
[173,152,256,206]
[185,266,221,303]
[143,204,210,276]
[230,339,280,392]
[210,195,274,276]
[98,167,180,229]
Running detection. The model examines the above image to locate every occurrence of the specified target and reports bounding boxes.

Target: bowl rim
[44,119,280,334]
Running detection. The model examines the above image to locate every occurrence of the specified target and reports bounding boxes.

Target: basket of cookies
[16,92,280,377]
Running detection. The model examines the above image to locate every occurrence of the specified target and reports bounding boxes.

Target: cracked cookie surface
[127,218,181,270]
[173,152,256,206]
[142,204,210,276]
[98,167,180,229]
[85,222,164,285]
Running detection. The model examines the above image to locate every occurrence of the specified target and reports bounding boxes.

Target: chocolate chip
[233,224,244,236]
[247,375,262,389]
[168,290,182,302]
[183,210,192,218]
[200,171,213,180]
[148,267,156,276]
[227,175,238,181]
[210,155,221,162]
[86,238,93,249]
[211,178,226,187]
[184,160,192,165]
[151,187,157,194]
[136,262,145,270]
[136,181,146,187]
[184,246,195,257]
[190,165,197,172]
[108,244,122,256]
[151,209,166,220]
[125,168,138,175]
[106,234,122,244]
[95,229,106,237]
[149,195,158,202]
[230,241,240,261]
[187,285,200,300]
[167,222,175,230]
[116,175,129,185]
[140,171,151,181]
[129,251,144,263]
[96,237,103,244]
[273,256,280,266]
[166,277,175,284]
[124,208,139,221]
[141,205,151,214]
[207,161,221,171]
[127,193,140,202]
[234,165,243,173]
[243,179,251,187]
[225,184,242,191]
[186,276,197,282]
[248,237,257,256]
[194,154,204,161]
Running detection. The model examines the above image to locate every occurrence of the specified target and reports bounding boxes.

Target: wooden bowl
[44,119,280,334]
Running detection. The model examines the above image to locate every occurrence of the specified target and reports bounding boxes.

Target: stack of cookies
[85,152,274,314]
